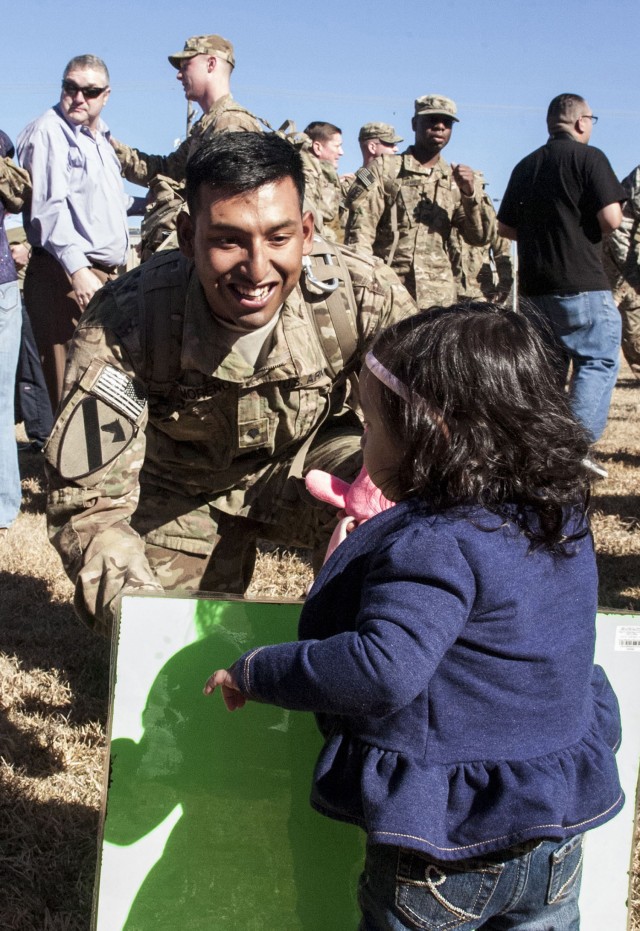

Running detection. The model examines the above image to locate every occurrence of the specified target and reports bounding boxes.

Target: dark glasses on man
[61,80,108,99]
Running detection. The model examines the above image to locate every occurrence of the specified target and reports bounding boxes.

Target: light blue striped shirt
[18,104,129,275]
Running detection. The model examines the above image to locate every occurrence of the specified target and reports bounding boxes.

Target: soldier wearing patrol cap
[45,132,416,636]
[110,34,266,259]
[345,94,494,310]
[358,122,403,168]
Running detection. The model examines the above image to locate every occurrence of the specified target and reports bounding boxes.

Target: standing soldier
[299,121,345,243]
[111,34,266,259]
[345,95,493,309]
[603,164,640,378]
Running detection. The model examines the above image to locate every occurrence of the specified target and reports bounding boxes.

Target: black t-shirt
[498,133,625,296]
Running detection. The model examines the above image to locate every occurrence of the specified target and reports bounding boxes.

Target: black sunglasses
[61,80,108,100]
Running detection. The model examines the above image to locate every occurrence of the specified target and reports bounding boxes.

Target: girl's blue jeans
[358,835,584,930]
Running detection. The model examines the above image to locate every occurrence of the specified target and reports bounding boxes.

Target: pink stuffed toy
[305,465,395,563]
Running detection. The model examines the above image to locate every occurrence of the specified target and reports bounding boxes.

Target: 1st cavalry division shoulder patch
[55,363,147,481]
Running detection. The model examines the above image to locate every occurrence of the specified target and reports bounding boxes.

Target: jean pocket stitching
[547,837,584,905]
[395,855,503,930]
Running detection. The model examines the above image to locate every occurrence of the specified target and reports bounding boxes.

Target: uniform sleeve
[18,125,90,274]
[344,161,387,255]
[451,178,495,247]
[0,155,31,213]
[604,165,640,284]
[231,527,475,715]
[110,136,190,187]
[45,291,161,635]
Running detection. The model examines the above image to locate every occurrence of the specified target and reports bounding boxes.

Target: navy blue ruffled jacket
[233,498,623,860]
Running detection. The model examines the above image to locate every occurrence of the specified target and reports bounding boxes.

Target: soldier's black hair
[62,55,110,83]
[185,132,306,215]
[546,93,586,132]
[303,121,342,143]
[368,301,591,554]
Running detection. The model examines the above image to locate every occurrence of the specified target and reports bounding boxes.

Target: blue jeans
[358,835,584,930]
[526,291,621,442]
[0,280,21,527]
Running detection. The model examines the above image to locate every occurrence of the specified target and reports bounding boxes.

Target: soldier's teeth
[235,285,270,299]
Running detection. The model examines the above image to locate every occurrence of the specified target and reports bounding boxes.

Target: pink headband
[364,350,451,440]
[365,351,411,402]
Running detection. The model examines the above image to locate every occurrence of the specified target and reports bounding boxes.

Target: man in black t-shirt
[498,93,625,459]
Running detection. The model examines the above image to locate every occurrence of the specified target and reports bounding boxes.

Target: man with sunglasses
[345,95,493,309]
[17,55,132,410]
[498,94,626,472]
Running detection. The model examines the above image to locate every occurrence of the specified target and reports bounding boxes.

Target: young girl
[204,302,623,931]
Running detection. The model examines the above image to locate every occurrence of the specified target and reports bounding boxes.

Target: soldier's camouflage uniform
[344,151,494,309]
[112,94,263,186]
[45,246,415,635]
[603,164,640,377]
[300,148,345,243]
[449,191,513,302]
[111,95,265,259]
[0,153,31,212]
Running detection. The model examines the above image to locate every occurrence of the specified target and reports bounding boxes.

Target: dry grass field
[1,363,639,930]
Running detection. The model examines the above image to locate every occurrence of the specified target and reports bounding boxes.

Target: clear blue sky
[3,0,639,206]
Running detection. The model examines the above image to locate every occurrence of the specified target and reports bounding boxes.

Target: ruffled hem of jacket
[310,671,624,862]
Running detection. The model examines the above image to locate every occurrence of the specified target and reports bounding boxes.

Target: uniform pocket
[546,834,584,905]
[394,849,504,931]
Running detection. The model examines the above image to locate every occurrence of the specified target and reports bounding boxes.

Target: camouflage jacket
[300,150,345,243]
[0,154,31,213]
[344,149,494,309]
[112,94,265,187]
[45,246,415,631]
[449,192,513,300]
[604,164,640,291]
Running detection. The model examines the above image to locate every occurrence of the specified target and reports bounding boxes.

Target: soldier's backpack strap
[299,236,359,378]
[137,251,191,391]
[288,237,361,480]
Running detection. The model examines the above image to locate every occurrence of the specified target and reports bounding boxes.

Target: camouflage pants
[612,278,640,377]
[139,423,363,596]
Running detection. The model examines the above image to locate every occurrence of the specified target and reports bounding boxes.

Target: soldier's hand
[71,266,104,310]
[451,164,475,197]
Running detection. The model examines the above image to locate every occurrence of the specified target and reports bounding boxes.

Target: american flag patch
[92,366,146,420]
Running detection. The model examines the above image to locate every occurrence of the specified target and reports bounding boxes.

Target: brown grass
[1,364,639,930]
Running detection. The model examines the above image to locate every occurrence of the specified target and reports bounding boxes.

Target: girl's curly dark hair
[369,301,591,553]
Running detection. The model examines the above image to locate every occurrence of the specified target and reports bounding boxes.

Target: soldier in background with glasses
[17,55,137,410]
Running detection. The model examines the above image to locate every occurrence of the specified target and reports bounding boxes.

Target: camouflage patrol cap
[358,122,403,144]
[414,95,459,122]
[168,35,235,70]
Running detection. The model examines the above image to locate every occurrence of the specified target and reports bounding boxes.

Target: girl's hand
[203,668,246,711]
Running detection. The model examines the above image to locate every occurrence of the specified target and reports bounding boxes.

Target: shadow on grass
[0,789,98,931]
[0,571,110,727]
[591,492,640,521]
[596,553,640,612]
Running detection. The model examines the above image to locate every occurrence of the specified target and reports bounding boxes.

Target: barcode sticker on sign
[614,626,640,652]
